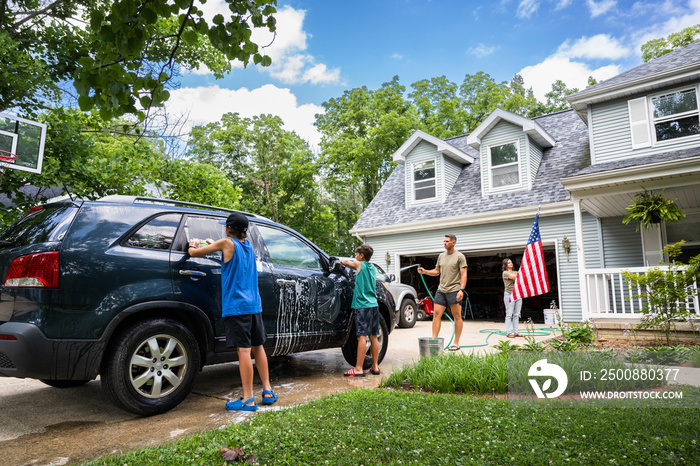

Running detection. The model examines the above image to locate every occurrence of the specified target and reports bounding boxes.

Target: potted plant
[622,188,685,231]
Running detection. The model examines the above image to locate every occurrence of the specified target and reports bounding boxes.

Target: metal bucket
[418,337,444,359]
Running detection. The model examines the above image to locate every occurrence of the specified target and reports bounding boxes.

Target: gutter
[350,201,574,237]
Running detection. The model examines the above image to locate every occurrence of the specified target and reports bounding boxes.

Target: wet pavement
[0,320,554,465]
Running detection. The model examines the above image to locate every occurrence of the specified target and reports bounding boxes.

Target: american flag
[511,214,550,302]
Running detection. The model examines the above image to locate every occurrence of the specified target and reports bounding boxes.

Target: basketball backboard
[0,111,46,174]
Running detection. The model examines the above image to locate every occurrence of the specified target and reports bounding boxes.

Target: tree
[0,108,240,231]
[408,76,466,138]
[459,72,511,132]
[1,0,277,120]
[186,112,332,248]
[641,24,700,62]
[528,79,578,117]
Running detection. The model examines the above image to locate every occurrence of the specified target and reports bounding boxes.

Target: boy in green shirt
[340,245,380,377]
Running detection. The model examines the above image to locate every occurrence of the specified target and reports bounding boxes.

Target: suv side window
[125,213,182,250]
[257,224,322,271]
[181,215,227,249]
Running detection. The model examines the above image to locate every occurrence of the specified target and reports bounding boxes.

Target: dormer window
[413,160,436,201]
[489,142,520,188]
[651,87,700,142]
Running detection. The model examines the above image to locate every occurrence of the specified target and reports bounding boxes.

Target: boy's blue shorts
[354,306,379,336]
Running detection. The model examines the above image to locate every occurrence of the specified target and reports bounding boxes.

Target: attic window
[489,142,519,188]
[651,87,700,142]
[413,160,436,201]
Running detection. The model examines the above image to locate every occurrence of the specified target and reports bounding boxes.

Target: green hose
[418,273,559,349]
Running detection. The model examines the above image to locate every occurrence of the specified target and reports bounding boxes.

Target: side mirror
[389,274,395,282]
[329,256,343,273]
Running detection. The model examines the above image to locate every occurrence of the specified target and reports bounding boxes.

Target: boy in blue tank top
[340,244,380,377]
[188,212,277,411]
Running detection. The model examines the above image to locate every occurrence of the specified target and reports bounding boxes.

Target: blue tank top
[221,238,262,316]
[351,261,378,309]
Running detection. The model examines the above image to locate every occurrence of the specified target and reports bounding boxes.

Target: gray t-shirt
[437,250,467,292]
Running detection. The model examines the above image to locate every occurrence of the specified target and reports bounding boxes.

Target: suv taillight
[4,252,59,288]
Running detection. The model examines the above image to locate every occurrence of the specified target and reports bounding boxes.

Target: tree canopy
[1,0,277,120]
[641,24,700,62]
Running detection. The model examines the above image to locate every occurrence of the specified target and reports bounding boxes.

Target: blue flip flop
[261,389,278,405]
[225,397,258,411]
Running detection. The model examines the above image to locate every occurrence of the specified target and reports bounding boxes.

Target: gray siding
[480,121,527,196]
[528,141,543,189]
[590,81,700,164]
[444,157,463,196]
[583,214,603,268]
[365,213,588,321]
[601,216,644,268]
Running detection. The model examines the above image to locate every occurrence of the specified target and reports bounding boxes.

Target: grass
[84,388,700,465]
[383,352,670,395]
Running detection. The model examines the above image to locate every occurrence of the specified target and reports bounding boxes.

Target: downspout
[573,198,590,320]
[353,232,363,243]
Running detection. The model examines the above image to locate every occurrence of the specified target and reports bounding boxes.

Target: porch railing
[585,266,699,318]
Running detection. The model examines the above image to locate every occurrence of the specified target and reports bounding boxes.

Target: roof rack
[98,195,259,218]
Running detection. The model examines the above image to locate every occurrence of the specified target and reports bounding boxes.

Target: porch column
[573,198,590,319]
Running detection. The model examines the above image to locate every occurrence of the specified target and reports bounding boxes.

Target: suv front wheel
[341,314,389,369]
[101,318,201,416]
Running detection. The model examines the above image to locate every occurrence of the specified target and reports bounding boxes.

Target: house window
[413,160,436,201]
[489,142,519,188]
[651,87,700,142]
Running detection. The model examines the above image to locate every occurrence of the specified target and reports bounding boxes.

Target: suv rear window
[0,204,79,247]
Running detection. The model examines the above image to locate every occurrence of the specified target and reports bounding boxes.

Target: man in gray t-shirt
[418,234,467,350]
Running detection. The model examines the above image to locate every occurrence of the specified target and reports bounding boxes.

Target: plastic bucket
[544,309,556,325]
[418,337,444,359]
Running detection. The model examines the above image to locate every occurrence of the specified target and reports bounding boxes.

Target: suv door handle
[180,270,207,277]
[276,279,296,286]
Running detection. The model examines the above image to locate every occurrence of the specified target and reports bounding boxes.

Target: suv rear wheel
[102,318,200,416]
[398,298,417,328]
[341,314,389,369]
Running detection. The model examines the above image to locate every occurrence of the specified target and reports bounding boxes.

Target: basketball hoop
[0,150,17,163]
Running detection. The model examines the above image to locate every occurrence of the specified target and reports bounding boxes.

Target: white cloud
[192,3,340,85]
[631,0,700,53]
[556,34,631,60]
[167,84,324,149]
[391,53,404,60]
[555,0,573,10]
[469,43,499,58]
[586,0,617,18]
[519,56,620,101]
[516,0,540,18]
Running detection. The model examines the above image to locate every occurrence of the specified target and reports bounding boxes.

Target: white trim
[648,84,700,146]
[487,140,522,192]
[573,199,589,320]
[350,201,574,236]
[0,111,47,175]
[393,129,474,165]
[587,106,597,164]
[467,108,556,150]
[567,64,700,116]
[409,158,438,204]
[561,155,700,192]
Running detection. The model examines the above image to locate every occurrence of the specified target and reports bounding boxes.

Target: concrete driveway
[0,319,555,465]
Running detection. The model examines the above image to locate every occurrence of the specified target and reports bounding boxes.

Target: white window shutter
[628,97,651,149]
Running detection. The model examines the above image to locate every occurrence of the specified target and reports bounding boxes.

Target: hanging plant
[622,188,686,231]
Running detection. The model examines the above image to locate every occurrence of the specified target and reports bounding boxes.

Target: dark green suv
[0,196,394,415]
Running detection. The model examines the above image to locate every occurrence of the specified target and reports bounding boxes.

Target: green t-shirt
[437,250,467,293]
[351,261,378,309]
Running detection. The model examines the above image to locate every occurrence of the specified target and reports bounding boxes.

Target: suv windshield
[0,203,79,247]
[372,263,392,282]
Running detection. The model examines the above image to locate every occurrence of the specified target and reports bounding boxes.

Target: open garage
[397,248,558,323]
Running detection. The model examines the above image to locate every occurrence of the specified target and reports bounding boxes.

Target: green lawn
[85,387,699,465]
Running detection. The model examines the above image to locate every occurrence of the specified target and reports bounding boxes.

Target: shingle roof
[352,109,591,231]
[573,40,700,96]
[569,146,700,177]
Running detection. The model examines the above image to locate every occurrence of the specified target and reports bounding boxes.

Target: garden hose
[418,273,560,350]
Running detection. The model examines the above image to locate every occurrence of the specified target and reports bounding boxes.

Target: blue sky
[166,0,700,150]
